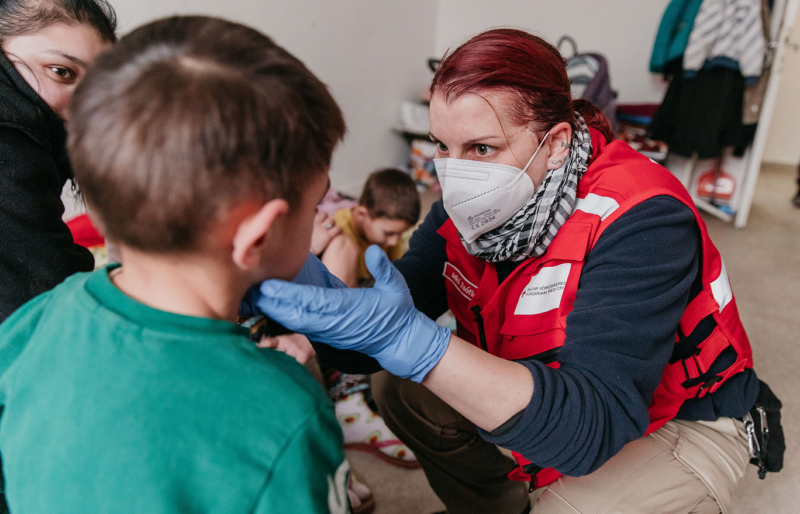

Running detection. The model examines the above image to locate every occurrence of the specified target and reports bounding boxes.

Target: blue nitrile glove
[291,252,348,289]
[256,245,451,382]
[240,252,346,317]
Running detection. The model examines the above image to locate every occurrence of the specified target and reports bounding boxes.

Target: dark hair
[0,0,117,47]
[431,28,613,143]
[68,16,346,253]
[359,168,420,225]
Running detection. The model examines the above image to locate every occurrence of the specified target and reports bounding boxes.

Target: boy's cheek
[276,216,315,280]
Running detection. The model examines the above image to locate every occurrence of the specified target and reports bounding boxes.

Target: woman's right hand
[255,246,451,382]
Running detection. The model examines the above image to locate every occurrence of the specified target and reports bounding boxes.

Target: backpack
[559,36,618,132]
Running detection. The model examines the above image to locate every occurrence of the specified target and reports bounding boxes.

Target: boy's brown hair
[358,168,420,226]
[68,16,345,252]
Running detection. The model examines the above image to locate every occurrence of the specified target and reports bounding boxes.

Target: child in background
[319,168,420,287]
[0,16,350,513]
[310,169,421,472]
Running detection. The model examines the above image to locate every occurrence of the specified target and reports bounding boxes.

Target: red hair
[431,29,613,143]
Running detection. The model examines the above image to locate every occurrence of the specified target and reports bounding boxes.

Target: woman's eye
[475,144,491,156]
[436,142,448,152]
[49,67,75,80]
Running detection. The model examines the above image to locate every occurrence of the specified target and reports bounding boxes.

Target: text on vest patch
[514,263,572,315]
[443,262,477,300]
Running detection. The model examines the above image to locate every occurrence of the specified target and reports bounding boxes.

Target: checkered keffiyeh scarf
[462,114,593,262]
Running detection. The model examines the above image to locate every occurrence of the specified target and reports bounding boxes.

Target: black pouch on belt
[745,380,785,479]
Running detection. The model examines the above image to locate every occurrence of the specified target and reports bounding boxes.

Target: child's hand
[257,333,316,365]
[311,211,342,255]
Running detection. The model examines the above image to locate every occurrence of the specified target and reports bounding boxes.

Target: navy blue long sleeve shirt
[394,197,758,477]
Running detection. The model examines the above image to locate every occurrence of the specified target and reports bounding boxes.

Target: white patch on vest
[443,262,477,300]
[710,259,733,312]
[514,263,572,315]
[575,193,620,220]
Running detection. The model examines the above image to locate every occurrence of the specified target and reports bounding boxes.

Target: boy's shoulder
[248,345,334,416]
[0,269,341,508]
[327,231,361,258]
[0,270,93,348]
[0,267,330,416]
[332,207,365,249]
[2,268,93,320]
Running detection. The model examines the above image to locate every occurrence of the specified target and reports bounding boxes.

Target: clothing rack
[668,0,799,228]
[735,0,800,227]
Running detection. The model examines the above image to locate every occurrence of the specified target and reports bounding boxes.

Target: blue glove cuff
[405,319,452,383]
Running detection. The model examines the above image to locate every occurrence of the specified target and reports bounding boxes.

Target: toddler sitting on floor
[316,168,420,287]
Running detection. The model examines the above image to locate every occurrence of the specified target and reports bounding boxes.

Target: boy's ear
[352,205,371,221]
[231,199,290,270]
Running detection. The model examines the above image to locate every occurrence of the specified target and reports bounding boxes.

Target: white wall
[763,5,800,165]
[434,0,672,104]
[99,0,799,189]
[109,0,438,193]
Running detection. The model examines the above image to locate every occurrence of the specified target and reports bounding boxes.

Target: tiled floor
[349,164,800,513]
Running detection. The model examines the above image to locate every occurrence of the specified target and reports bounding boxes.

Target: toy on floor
[326,370,419,468]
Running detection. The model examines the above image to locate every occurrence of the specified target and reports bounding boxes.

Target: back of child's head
[68,16,345,253]
[358,168,420,226]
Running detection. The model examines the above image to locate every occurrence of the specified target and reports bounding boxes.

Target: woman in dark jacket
[0,0,116,322]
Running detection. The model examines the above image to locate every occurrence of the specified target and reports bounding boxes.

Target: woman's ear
[231,199,290,270]
[546,121,573,168]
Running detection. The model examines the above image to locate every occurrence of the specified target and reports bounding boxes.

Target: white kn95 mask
[434,131,551,243]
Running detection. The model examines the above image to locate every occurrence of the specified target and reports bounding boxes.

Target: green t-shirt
[0,267,349,513]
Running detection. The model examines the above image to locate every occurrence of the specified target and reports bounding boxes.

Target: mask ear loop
[506,131,551,190]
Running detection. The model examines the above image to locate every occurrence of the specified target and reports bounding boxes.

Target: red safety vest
[437,129,754,489]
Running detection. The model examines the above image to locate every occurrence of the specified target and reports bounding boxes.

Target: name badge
[443,262,477,300]
[514,263,571,315]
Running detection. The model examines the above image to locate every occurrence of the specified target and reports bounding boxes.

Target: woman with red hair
[258,29,761,514]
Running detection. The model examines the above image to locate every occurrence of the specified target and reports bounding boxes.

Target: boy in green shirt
[0,16,350,514]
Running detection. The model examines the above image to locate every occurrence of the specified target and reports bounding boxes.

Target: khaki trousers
[372,371,750,514]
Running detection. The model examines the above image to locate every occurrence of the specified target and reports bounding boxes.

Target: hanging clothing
[683,0,766,84]
[649,60,752,158]
[650,0,706,74]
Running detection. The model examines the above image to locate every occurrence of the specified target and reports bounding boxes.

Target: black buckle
[522,463,542,493]
[680,370,720,389]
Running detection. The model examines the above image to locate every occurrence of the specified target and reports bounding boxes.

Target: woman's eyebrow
[462,135,501,146]
[429,133,501,146]
[43,50,88,68]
